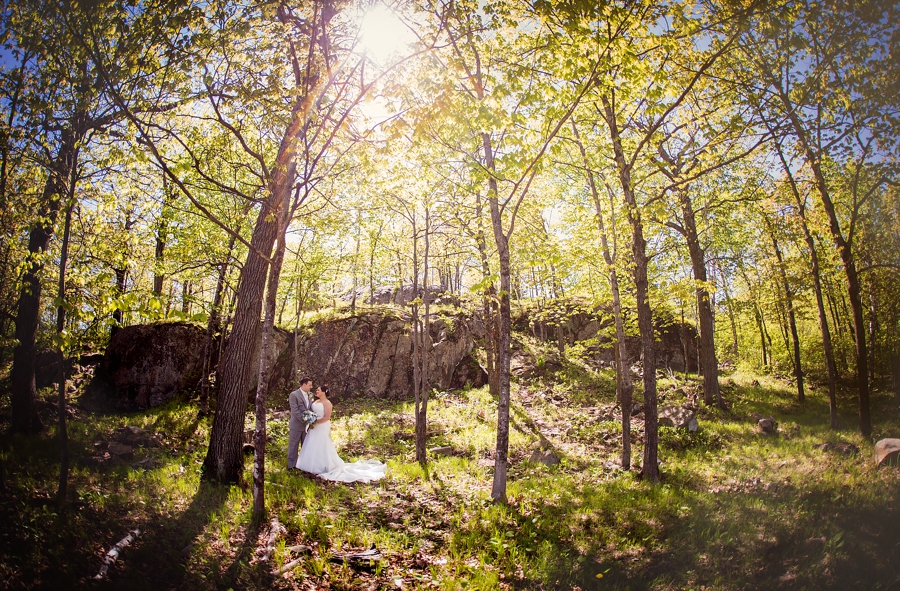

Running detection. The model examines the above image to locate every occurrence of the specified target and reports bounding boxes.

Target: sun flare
[357,4,415,64]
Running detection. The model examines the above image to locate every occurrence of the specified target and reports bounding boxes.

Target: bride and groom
[287,377,386,483]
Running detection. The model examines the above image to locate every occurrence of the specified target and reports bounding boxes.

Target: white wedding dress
[295,401,387,483]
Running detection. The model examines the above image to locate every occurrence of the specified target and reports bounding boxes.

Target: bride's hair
[320,384,330,397]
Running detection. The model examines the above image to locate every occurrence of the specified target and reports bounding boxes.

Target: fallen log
[94,528,141,579]
[260,517,285,564]
[272,544,313,576]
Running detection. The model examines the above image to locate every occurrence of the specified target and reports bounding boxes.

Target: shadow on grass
[94,478,231,590]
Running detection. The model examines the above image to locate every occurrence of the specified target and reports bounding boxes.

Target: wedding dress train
[295,401,387,483]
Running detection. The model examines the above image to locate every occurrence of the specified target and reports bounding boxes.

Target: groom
[287,376,314,471]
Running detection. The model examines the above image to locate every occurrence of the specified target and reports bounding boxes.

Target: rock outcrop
[511,302,700,373]
[282,311,476,399]
[92,322,207,409]
[342,284,448,306]
[90,311,478,409]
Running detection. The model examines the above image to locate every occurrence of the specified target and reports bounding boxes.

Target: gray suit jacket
[289,388,312,431]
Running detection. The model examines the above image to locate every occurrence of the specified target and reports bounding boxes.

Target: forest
[1,0,899,589]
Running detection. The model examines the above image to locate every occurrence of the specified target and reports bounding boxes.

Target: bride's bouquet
[301,409,318,430]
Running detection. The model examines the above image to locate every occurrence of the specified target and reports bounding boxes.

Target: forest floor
[1,359,900,590]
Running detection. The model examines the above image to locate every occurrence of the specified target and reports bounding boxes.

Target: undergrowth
[1,367,899,590]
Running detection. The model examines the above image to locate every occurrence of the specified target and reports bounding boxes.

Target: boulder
[429,446,453,456]
[758,417,777,434]
[816,442,859,456]
[528,449,560,466]
[874,438,900,467]
[107,454,127,467]
[107,442,134,460]
[131,458,160,470]
[658,405,698,431]
[113,425,160,448]
[92,322,207,409]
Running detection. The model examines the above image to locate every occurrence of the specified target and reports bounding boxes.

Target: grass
[1,364,900,590]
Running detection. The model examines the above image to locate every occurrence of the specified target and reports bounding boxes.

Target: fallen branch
[329,545,382,570]
[272,544,313,576]
[94,528,140,579]
[260,517,286,564]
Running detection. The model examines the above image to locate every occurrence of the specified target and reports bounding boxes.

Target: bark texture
[202,205,278,482]
[10,130,76,434]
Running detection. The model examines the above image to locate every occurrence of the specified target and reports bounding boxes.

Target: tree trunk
[868,287,877,384]
[571,120,633,468]
[202,51,315,480]
[474,192,499,398]
[154,174,171,297]
[252,209,288,519]
[410,215,425,464]
[676,188,722,407]
[482,131,512,503]
[416,209,432,465]
[718,267,740,358]
[56,185,75,505]
[351,216,360,314]
[11,130,76,434]
[199,242,233,415]
[774,142,838,426]
[602,96,658,482]
[778,90,870,436]
[153,235,165,296]
[770,230,804,403]
[202,203,279,482]
[111,267,127,340]
[755,305,768,368]
[181,280,191,315]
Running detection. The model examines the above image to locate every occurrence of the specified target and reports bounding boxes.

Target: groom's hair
[299,377,312,387]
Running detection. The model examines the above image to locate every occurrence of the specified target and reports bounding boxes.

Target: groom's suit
[287,386,312,470]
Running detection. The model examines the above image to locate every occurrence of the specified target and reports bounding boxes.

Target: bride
[295,385,387,483]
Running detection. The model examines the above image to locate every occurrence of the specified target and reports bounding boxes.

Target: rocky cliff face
[514,306,699,373]
[92,311,479,409]
[272,311,476,400]
[90,306,697,410]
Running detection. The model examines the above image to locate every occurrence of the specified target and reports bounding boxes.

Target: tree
[594,3,741,480]
[4,0,189,433]
[433,0,604,501]
[740,0,900,436]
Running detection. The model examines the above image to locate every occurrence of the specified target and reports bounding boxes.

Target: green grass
[1,368,899,590]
